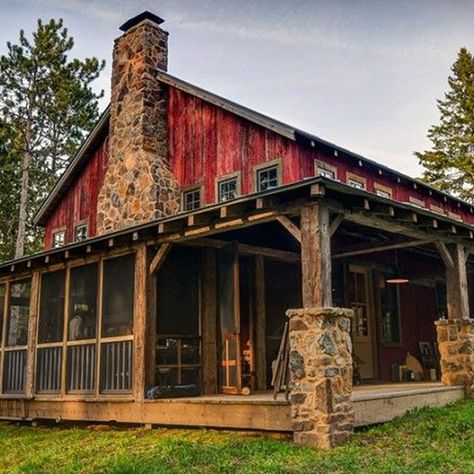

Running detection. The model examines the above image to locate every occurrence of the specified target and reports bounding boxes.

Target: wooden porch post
[201,248,218,394]
[254,255,266,391]
[25,271,40,399]
[300,203,331,307]
[134,243,148,401]
[445,243,469,320]
[435,243,474,394]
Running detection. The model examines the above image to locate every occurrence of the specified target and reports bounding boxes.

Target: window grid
[218,178,238,202]
[256,165,279,192]
[52,230,66,248]
[183,189,201,211]
[75,224,88,242]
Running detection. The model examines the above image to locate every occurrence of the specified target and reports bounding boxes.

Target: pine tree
[0,19,105,259]
[415,48,474,202]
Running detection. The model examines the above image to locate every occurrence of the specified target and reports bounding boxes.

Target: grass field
[1,399,474,473]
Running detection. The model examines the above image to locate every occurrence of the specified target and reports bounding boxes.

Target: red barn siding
[44,137,109,249]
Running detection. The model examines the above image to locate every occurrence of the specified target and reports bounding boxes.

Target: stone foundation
[96,17,181,235]
[435,318,474,396]
[286,307,354,449]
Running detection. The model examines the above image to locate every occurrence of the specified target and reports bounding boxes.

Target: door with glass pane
[348,265,376,379]
[217,242,241,394]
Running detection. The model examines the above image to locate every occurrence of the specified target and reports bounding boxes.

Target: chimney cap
[119,11,165,32]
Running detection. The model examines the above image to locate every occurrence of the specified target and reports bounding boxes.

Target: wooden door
[348,265,376,379]
[216,243,241,394]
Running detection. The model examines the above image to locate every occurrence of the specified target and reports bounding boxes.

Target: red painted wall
[44,137,109,249]
[43,83,474,248]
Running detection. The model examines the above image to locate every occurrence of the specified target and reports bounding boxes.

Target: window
[75,224,88,242]
[315,160,337,180]
[218,177,239,202]
[38,270,65,343]
[256,165,279,192]
[346,173,366,190]
[102,255,135,338]
[183,188,201,211]
[52,230,65,248]
[374,183,392,199]
[68,263,98,341]
[408,196,425,208]
[379,275,401,344]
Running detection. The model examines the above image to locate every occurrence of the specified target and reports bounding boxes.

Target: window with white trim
[256,165,279,191]
[218,177,239,202]
[52,230,66,248]
[347,178,365,190]
[183,188,201,211]
[315,160,337,180]
[375,189,391,199]
[75,224,88,242]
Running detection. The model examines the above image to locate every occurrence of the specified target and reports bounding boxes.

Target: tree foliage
[415,48,474,202]
[0,19,105,260]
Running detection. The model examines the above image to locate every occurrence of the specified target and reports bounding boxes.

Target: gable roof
[33,71,473,226]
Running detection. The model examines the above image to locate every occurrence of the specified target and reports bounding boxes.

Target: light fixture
[386,250,410,284]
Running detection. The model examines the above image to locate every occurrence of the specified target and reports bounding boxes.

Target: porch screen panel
[99,254,135,393]
[3,280,31,394]
[101,254,134,337]
[67,263,98,393]
[156,247,201,389]
[36,270,66,393]
[6,280,31,347]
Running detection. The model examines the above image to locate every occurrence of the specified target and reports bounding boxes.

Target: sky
[1,0,474,178]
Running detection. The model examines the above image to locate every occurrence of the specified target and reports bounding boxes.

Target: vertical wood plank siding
[42,84,474,247]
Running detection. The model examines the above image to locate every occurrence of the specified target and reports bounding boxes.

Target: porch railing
[36,346,62,394]
[3,349,27,394]
[67,342,96,393]
[100,339,133,393]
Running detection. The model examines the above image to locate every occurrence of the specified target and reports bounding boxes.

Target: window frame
[346,172,367,190]
[52,227,66,248]
[377,272,403,347]
[254,160,281,193]
[182,186,203,212]
[314,160,338,180]
[216,172,241,203]
[373,182,393,199]
[74,220,89,243]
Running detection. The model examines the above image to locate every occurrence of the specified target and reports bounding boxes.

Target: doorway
[348,265,377,380]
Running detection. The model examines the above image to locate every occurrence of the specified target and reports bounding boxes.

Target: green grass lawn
[1,399,474,474]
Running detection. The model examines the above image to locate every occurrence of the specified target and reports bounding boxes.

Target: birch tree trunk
[15,140,30,258]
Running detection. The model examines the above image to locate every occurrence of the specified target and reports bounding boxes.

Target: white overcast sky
[1,0,474,177]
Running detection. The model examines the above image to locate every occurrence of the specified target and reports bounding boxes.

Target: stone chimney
[97,11,180,234]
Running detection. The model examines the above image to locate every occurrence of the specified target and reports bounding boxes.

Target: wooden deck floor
[0,382,464,431]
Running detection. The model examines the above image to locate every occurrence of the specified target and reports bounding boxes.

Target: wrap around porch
[0,177,473,448]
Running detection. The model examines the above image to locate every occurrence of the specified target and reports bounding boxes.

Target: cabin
[0,11,473,449]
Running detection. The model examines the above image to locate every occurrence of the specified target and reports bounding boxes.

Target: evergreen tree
[0,19,105,260]
[415,48,474,202]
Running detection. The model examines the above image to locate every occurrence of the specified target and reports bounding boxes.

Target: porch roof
[3,176,474,277]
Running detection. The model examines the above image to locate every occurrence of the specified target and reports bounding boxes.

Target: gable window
[315,160,337,180]
[183,188,201,211]
[374,183,392,199]
[346,173,366,190]
[52,229,66,248]
[256,164,280,192]
[75,223,88,242]
[218,177,239,202]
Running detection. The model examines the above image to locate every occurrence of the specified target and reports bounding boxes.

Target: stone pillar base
[436,319,474,396]
[286,307,354,449]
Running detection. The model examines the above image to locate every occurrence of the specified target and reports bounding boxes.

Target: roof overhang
[4,177,474,278]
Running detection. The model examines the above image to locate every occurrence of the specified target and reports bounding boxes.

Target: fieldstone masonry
[286,307,354,449]
[97,17,180,234]
[435,319,474,396]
